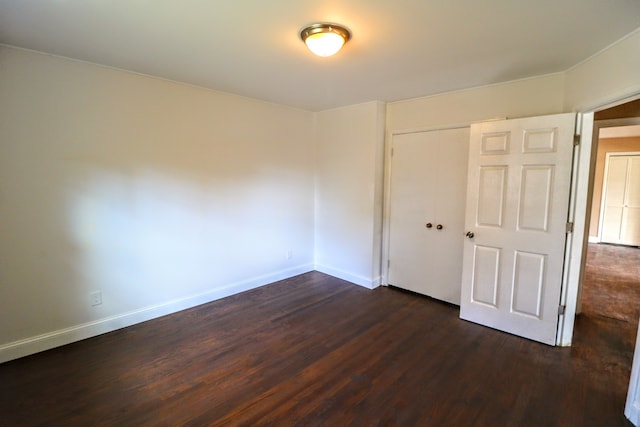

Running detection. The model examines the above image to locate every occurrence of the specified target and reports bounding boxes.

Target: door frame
[558,111,640,346]
[597,151,640,243]
[381,123,471,285]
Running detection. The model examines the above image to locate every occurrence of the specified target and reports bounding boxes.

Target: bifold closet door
[387,127,469,304]
[600,154,640,246]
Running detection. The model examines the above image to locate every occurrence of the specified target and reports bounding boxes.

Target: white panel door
[388,127,469,304]
[460,113,576,345]
[600,154,640,246]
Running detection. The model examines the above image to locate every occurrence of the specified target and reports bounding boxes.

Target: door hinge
[558,305,566,316]
[573,134,580,146]
[566,222,574,233]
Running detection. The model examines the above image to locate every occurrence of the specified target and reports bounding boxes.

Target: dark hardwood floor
[0,269,636,426]
[582,243,640,324]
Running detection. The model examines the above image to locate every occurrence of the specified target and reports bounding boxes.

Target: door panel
[511,251,545,318]
[460,113,576,345]
[628,157,640,206]
[471,245,500,307]
[518,165,554,231]
[387,127,469,304]
[477,166,507,227]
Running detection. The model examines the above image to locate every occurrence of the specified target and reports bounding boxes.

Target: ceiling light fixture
[300,23,351,57]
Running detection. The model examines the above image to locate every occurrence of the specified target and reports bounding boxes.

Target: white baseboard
[588,236,600,243]
[314,264,380,289]
[0,263,314,364]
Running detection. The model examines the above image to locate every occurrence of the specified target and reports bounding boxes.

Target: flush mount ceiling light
[300,23,351,57]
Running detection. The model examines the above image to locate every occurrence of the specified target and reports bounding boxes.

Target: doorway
[580,101,640,323]
[574,98,640,423]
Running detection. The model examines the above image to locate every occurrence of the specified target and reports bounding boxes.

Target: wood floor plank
[0,268,635,426]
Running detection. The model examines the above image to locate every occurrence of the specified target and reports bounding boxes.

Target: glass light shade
[300,23,351,57]
[304,32,346,57]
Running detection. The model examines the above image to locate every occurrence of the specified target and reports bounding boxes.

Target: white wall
[314,102,386,288]
[387,73,566,132]
[565,29,640,112]
[0,46,315,362]
[3,26,639,364]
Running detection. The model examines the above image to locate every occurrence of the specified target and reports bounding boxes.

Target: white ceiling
[1,1,639,111]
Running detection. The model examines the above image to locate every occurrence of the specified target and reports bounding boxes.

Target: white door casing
[626,318,640,426]
[460,113,576,345]
[599,153,640,246]
[387,127,469,304]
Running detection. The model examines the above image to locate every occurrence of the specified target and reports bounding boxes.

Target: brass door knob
[466,231,475,239]
[426,223,433,228]
[436,224,443,230]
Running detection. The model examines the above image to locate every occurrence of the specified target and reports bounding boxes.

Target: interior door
[387,127,469,304]
[459,113,576,345]
[600,154,640,246]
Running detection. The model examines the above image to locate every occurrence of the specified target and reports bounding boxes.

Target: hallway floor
[582,243,640,324]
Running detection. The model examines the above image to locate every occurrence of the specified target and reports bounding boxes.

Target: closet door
[600,154,640,246]
[387,127,469,304]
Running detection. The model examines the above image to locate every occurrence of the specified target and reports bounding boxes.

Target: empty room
[1,1,640,425]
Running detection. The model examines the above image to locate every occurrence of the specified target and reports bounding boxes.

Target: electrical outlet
[90,291,102,306]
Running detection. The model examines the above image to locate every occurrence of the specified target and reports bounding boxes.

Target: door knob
[466,231,475,239]
[426,223,433,228]
[436,224,443,230]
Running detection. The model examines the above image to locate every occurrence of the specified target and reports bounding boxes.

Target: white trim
[558,113,594,346]
[588,236,600,243]
[627,320,640,426]
[626,402,640,427]
[556,112,582,345]
[571,88,640,118]
[380,128,394,285]
[0,264,314,363]
[314,264,380,289]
